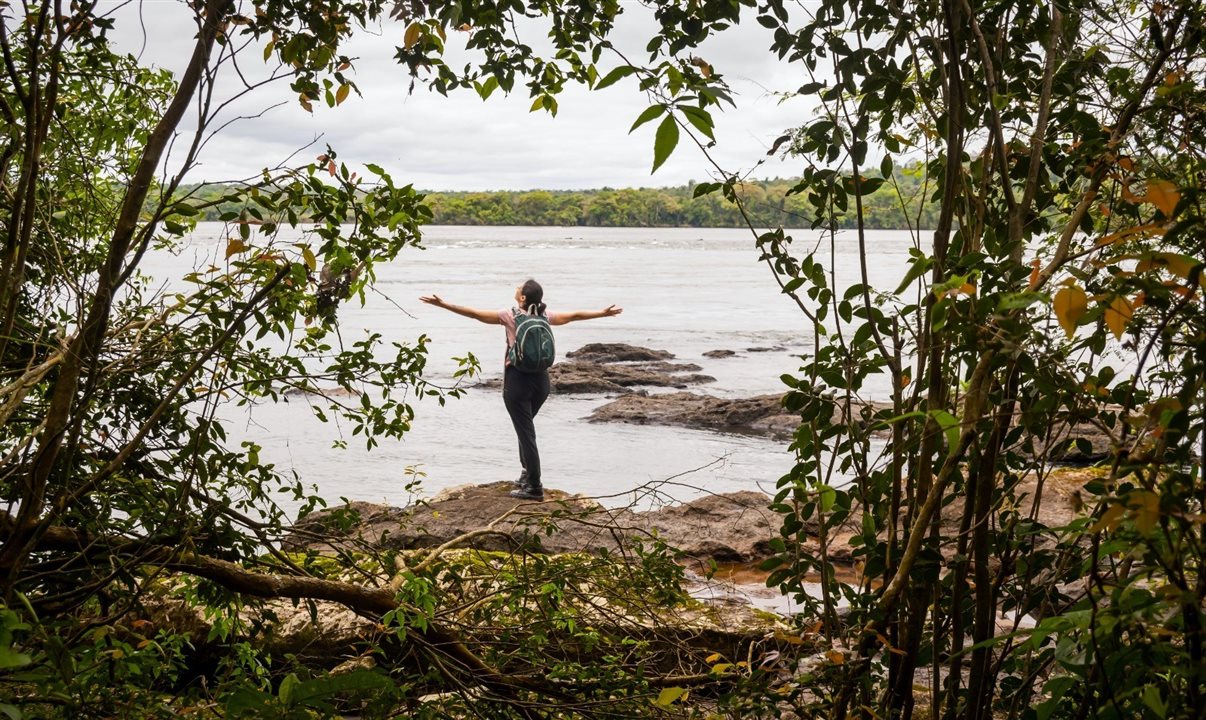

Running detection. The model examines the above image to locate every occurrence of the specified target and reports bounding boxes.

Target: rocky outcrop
[564,343,674,363]
[477,343,715,394]
[703,349,737,358]
[588,392,799,439]
[284,483,784,565]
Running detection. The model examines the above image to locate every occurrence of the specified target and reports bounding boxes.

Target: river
[143,224,917,512]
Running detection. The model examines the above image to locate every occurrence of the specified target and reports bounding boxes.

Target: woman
[420,280,623,500]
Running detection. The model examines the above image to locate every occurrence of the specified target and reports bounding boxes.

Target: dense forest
[182,171,940,229]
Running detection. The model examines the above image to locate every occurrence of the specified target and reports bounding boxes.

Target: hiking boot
[509,484,544,501]
[513,470,529,488]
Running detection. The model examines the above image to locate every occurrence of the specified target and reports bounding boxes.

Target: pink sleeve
[498,308,517,346]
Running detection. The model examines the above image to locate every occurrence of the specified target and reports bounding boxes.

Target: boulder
[564,343,675,363]
[588,391,798,439]
[703,349,738,358]
[549,361,714,393]
[476,344,715,394]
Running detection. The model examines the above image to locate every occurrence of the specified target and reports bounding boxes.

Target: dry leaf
[404,23,422,50]
[1028,258,1041,290]
[1089,503,1125,533]
[1104,295,1134,340]
[1053,285,1088,337]
[225,238,249,258]
[1146,179,1180,216]
[1129,491,1160,534]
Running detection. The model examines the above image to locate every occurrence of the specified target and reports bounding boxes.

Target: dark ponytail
[520,279,546,315]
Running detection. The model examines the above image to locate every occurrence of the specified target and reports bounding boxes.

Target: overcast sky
[102,0,817,191]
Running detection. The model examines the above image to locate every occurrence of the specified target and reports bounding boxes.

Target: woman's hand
[600,304,623,317]
[419,294,445,308]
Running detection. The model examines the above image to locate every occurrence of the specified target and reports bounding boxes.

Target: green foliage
[746,0,1206,718]
[3,0,1203,718]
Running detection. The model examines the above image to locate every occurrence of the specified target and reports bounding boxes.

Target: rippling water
[143,224,916,512]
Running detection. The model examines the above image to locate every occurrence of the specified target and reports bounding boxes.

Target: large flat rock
[284,484,784,565]
[476,343,715,394]
[588,391,800,439]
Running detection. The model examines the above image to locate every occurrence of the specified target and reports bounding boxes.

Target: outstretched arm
[549,305,623,326]
[420,295,501,324]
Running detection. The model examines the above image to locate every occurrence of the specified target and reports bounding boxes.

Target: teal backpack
[508,309,556,372]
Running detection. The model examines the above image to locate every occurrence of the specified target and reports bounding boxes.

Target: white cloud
[101,0,817,190]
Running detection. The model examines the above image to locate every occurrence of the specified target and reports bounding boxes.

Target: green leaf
[929,409,961,451]
[278,672,300,705]
[224,688,272,717]
[477,76,499,100]
[680,105,715,140]
[594,65,635,90]
[289,671,392,705]
[1141,685,1166,717]
[651,115,679,174]
[895,255,933,295]
[628,104,665,133]
[818,485,836,512]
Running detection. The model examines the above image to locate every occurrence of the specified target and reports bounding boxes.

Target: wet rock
[477,344,715,394]
[588,391,798,439]
[565,343,674,363]
[746,345,787,353]
[549,361,714,393]
[703,349,738,358]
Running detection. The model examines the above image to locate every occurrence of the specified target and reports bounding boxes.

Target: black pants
[503,367,551,486]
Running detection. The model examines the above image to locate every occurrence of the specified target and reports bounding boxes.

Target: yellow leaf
[1146,179,1180,216]
[1104,295,1134,340]
[299,94,313,113]
[1053,285,1088,338]
[1027,258,1041,290]
[1095,222,1165,247]
[1136,252,1202,285]
[773,630,806,645]
[302,246,317,271]
[711,663,733,674]
[1128,490,1160,534]
[335,83,350,105]
[529,95,545,112]
[225,238,249,258]
[654,687,688,706]
[404,23,422,50]
[705,652,723,663]
[263,40,274,62]
[959,281,976,295]
[826,650,846,665]
[1089,503,1125,533]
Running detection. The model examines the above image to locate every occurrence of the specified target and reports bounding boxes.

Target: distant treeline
[182,172,938,230]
